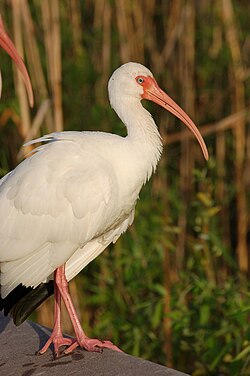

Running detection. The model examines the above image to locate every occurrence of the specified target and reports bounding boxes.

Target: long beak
[142,77,208,160]
[0,15,34,107]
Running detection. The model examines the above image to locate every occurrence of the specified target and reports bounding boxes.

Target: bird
[0,61,208,357]
[0,15,33,106]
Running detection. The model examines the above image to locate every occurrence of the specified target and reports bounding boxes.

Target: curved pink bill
[142,76,208,160]
[0,15,34,107]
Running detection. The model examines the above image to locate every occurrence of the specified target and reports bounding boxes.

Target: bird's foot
[38,334,76,358]
[63,336,123,355]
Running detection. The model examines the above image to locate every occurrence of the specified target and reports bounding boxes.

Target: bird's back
[0,131,140,300]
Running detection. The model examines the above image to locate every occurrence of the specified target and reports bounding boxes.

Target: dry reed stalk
[163,107,250,145]
[17,99,51,161]
[41,0,63,133]
[11,0,31,149]
[93,0,105,72]
[115,0,131,62]
[131,1,145,63]
[121,1,140,61]
[23,99,50,143]
[221,0,248,274]
[50,0,63,133]
[143,0,163,75]
[115,0,146,63]
[102,1,111,79]
[176,1,195,272]
[209,2,230,258]
[68,0,83,58]
[93,0,104,34]
[94,0,112,105]
[40,0,51,81]
[21,0,53,134]
[162,1,184,64]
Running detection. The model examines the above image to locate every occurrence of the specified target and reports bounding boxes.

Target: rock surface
[0,313,189,376]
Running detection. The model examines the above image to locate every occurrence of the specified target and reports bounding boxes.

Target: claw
[63,337,123,355]
[38,334,76,358]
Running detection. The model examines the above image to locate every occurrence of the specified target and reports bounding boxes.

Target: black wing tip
[1,281,54,326]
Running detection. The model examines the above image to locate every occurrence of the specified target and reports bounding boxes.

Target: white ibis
[0,61,208,357]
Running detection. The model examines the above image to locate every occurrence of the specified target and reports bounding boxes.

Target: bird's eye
[136,77,144,84]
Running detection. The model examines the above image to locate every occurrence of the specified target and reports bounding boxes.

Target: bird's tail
[0,281,54,326]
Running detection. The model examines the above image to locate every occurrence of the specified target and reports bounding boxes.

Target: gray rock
[0,313,189,376]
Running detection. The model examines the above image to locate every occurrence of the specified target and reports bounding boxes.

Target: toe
[78,337,123,353]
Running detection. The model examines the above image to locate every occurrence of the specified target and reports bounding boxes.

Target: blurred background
[0,0,249,375]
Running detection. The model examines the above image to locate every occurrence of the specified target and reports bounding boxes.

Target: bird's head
[108,62,208,160]
[108,62,153,99]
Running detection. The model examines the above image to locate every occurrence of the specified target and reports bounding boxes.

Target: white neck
[113,97,163,182]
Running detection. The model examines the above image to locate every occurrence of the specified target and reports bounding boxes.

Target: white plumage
[0,129,151,296]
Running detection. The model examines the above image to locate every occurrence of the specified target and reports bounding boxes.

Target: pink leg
[56,265,122,355]
[38,270,76,357]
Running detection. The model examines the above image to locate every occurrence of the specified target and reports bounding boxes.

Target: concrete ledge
[0,313,189,376]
